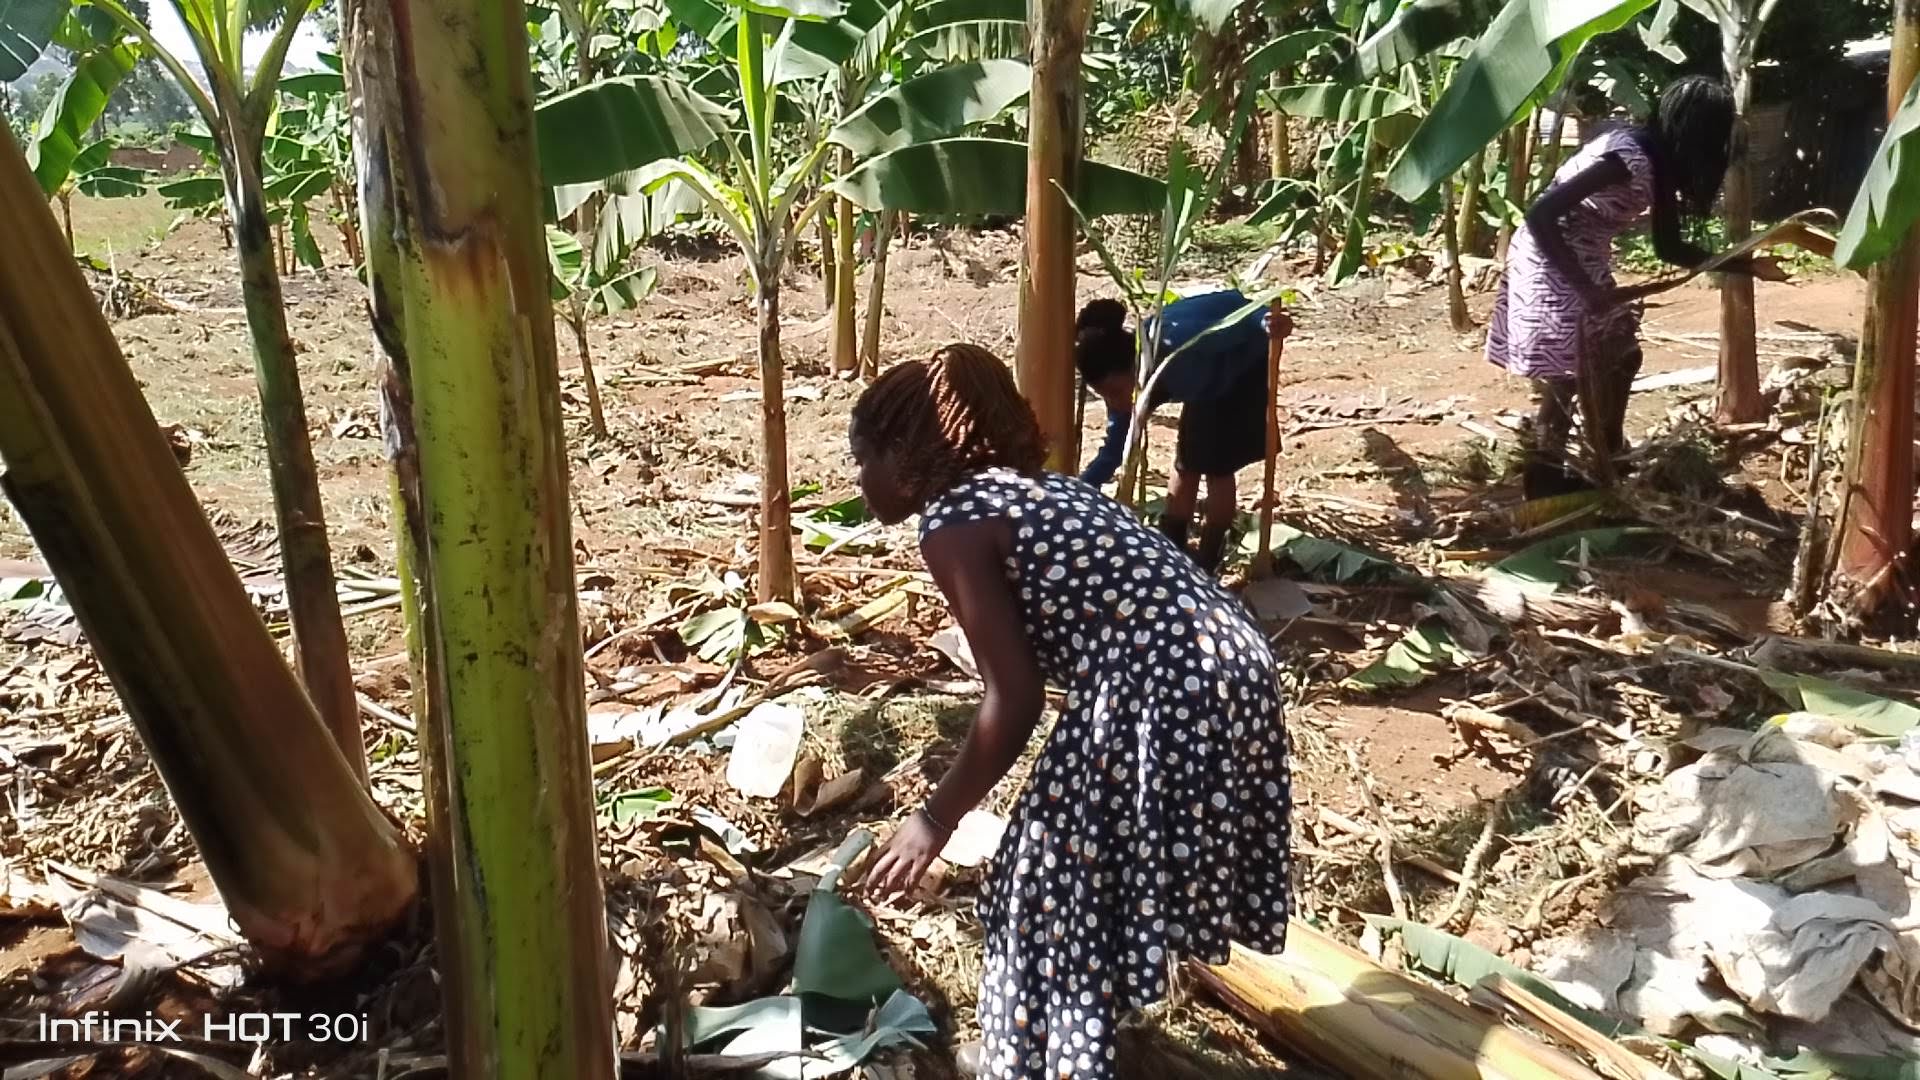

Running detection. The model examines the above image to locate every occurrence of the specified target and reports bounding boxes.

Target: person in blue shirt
[1075,289,1282,572]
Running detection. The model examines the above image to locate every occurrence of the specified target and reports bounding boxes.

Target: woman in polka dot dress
[852,343,1292,1079]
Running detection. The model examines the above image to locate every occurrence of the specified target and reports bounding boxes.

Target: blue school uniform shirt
[1080,289,1269,488]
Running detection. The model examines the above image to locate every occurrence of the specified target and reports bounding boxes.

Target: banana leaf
[26,41,139,196]
[827,58,1030,157]
[831,137,1166,216]
[1836,75,1920,271]
[1386,0,1658,201]
[1352,0,1503,79]
[0,0,65,79]
[534,75,732,186]
[1759,671,1920,738]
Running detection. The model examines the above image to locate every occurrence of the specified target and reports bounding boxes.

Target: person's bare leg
[1161,468,1200,548]
[1195,473,1238,572]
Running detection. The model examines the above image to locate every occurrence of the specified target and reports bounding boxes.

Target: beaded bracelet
[918,802,957,834]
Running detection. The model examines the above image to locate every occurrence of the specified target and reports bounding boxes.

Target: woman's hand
[864,811,952,901]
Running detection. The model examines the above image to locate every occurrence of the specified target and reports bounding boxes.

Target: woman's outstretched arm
[1524,152,1635,309]
[865,519,1045,897]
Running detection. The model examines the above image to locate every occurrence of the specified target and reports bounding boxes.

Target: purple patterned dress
[1486,127,1657,381]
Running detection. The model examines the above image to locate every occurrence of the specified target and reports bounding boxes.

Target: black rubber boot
[1157,513,1191,550]
[1195,525,1229,573]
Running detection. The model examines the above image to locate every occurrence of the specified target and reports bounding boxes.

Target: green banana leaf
[785,0,887,65]
[289,201,322,269]
[76,162,146,197]
[158,175,225,211]
[0,0,65,80]
[277,70,345,98]
[733,0,845,21]
[907,0,1024,34]
[26,41,139,197]
[1385,0,1657,201]
[1489,526,1640,593]
[1245,177,1310,227]
[1342,621,1466,691]
[534,74,732,186]
[1248,27,1348,75]
[831,136,1166,216]
[1352,0,1503,79]
[1264,82,1418,123]
[1759,670,1920,738]
[1836,75,1920,271]
[827,58,1030,157]
[264,168,332,204]
[1268,524,1411,584]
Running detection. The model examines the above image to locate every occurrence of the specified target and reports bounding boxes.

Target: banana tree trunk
[1442,172,1470,332]
[0,127,416,970]
[1716,53,1764,424]
[830,187,858,377]
[221,133,364,784]
[569,298,609,439]
[1831,0,1920,619]
[755,262,798,602]
[817,205,836,305]
[860,211,897,378]
[1535,106,1568,201]
[332,184,363,265]
[60,189,73,250]
[1017,0,1093,473]
[1268,21,1291,181]
[1499,118,1533,260]
[344,0,616,1072]
[1459,144,1486,256]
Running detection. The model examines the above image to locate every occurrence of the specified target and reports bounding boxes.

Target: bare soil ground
[0,192,1884,1078]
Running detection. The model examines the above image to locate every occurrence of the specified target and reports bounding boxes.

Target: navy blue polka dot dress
[919,468,1293,1079]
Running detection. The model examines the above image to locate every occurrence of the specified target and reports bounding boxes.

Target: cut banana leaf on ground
[1346,527,1651,693]
[676,828,933,1077]
[1487,526,1648,594]
[1343,621,1469,692]
[1254,523,1416,585]
[1758,671,1920,738]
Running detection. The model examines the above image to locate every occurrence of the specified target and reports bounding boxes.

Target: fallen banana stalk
[1469,975,1678,1080]
[1189,931,1605,1079]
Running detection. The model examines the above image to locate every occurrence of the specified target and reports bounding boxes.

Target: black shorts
[1174,362,1269,476]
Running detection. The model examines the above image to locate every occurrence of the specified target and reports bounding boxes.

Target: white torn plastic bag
[930,624,979,680]
[726,702,806,799]
[1531,928,1637,1014]
[1624,859,1895,1023]
[938,811,1008,868]
[1634,728,1844,877]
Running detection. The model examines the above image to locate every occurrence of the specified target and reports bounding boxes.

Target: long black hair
[1644,74,1735,230]
[1074,299,1135,384]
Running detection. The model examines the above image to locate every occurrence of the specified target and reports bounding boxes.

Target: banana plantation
[7,0,1920,1075]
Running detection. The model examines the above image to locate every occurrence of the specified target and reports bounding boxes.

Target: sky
[146,2,330,74]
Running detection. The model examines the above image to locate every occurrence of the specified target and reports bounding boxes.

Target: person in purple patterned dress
[1488,75,1781,499]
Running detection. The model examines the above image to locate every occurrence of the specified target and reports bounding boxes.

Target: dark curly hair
[1645,74,1735,227]
[1074,298,1135,384]
[850,343,1048,508]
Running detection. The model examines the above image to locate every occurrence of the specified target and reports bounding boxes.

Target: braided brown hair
[850,343,1048,508]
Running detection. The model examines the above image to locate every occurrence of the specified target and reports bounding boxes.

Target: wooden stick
[1189,933,1605,1080]
[1344,747,1407,920]
[1252,301,1291,579]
